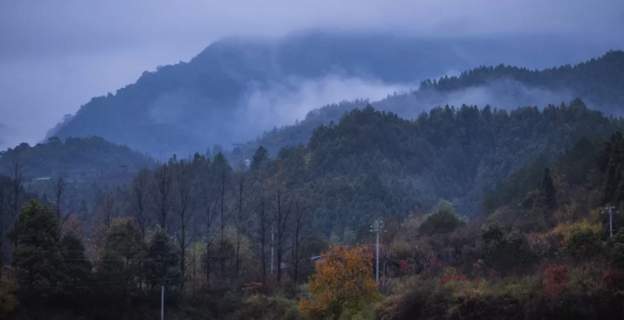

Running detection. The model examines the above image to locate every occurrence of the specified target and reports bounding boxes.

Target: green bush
[563,222,603,259]
[0,277,17,318]
[419,201,465,235]
[235,294,301,320]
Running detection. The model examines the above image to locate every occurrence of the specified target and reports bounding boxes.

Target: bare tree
[217,164,227,275]
[274,190,290,283]
[154,164,172,232]
[234,176,245,278]
[6,159,24,251]
[195,159,219,285]
[132,169,150,238]
[173,162,193,287]
[202,197,217,284]
[97,190,116,230]
[54,176,66,221]
[290,200,306,284]
[256,198,268,284]
[10,160,23,222]
[0,177,8,276]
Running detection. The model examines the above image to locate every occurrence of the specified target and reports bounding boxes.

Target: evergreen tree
[251,146,269,171]
[95,219,145,299]
[419,200,464,235]
[59,232,92,299]
[144,230,180,291]
[11,200,64,300]
[541,167,557,209]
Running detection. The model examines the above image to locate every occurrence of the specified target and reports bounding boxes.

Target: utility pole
[161,285,165,320]
[370,218,384,284]
[602,205,617,238]
[270,225,275,275]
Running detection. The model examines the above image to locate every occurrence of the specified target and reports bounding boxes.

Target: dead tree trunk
[274,190,290,283]
[235,177,244,278]
[258,199,267,284]
[55,176,65,222]
[291,201,305,284]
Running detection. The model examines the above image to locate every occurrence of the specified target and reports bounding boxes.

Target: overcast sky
[1,0,623,149]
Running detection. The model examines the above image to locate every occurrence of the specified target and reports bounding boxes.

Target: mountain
[49,31,614,158]
[233,51,624,162]
[0,136,154,184]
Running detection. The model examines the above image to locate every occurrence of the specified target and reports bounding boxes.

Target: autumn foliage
[299,245,380,319]
[542,264,569,297]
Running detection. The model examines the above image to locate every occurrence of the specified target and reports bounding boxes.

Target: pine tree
[541,167,557,209]
[59,232,92,299]
[251,146,269,171]
[145,230,180,291]
[11,200,64,300]
[95,219,145,299]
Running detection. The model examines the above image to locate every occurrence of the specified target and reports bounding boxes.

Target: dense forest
[2,98,624,318]
[49,32,615,158]
[4,0,624,317]
[422,50,624,111]
[233,51,624,162]
[0,136,153,181]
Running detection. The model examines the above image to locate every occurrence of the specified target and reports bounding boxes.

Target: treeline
[233,50,624,163]
[421,50,624,110]
[0,136,153,182]
[0,150,322,318]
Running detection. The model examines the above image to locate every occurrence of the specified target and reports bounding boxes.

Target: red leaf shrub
[543,264,569,297]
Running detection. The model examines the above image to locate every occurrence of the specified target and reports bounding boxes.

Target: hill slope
[233,51,624,162]
[50,32,613,158]
[0,136,154,183]
[263,101,621,235]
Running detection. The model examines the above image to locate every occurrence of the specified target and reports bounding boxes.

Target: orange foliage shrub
[440,272,468,285]
[299,245,379,319]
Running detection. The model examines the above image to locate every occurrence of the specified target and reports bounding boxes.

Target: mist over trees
[233,51,624,163]
[4,99,624,318]
[2,44,624,319]
[49,32,621,158]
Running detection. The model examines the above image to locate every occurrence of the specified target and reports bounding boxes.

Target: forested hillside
[234,51,624,162]
[49,32,612,158]
[422,50,624,112]
[5,1,624,318]
[3,102,624,319]
[255,101,620,235]
[0,136,153,182]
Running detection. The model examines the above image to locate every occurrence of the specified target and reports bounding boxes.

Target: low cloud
[442,79,574,110]
[373,78,575,121]
[241,75,413,131]
[1,0,622,150]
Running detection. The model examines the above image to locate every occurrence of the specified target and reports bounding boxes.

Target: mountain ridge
[49,32,617,158]
[231,50,624,162]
